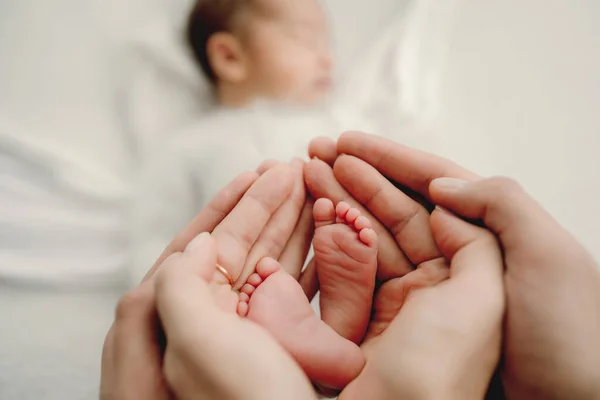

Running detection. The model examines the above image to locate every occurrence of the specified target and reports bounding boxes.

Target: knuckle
[270,225,290,251]
[115,288,150,321]
[389,204,423,238]
[486,176,523,196]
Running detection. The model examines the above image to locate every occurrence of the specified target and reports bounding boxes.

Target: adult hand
[306,137,504,399]
[153,232,315,400]
[151,158,311,290]
[101,162,310,399]
[341,206,505,400]
[316,132,600,399]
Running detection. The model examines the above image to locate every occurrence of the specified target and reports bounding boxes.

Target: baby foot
[313,199,378,344]
[238,258,365,391]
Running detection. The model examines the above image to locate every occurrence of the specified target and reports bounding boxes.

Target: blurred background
[1,0,599,398]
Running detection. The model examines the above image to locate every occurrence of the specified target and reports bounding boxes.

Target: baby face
[243,0,333,104]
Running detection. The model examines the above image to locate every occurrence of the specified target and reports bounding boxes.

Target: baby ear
[207,32,247,83]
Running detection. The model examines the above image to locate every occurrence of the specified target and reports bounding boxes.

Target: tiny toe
[354,215,372,231]
[313,198,336,228]
[256,257,282,279]
[345,208,361,224]
[241,283,256,296]
[247,273,262,287]
[239,292,250,303]
[335,201,351,219]
[359,228,378,248]
[237,301,249,317]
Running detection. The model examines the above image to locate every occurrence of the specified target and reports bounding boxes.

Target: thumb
[154,232,220,342]
[429,176,566,251]
[429,206,505,400]
[430,207,504,292]
[154,233,238,400]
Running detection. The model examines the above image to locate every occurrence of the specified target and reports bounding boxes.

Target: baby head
[187,0,333,107]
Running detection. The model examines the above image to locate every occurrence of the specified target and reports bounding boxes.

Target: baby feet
[313,199,378,344]
[232,198,378,390]
[238,257,365,390]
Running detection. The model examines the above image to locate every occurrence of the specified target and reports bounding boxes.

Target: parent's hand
[315,132,600,399]
[101,162,309,399]
[342,206,504,399]
[306,137,503,399]
[153,232,315,400]
[150,159,310,289]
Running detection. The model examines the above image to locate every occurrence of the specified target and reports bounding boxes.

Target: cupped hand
[318,131,600,399]
[153,232,315,400]
[101,161,312,399]
[340,206,505,400]
[306,138,504,399]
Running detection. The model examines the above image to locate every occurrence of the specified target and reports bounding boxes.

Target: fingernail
[434,205,453,215]
[430,177,468,191]
[185,232,211,253]
[291,157,305,166]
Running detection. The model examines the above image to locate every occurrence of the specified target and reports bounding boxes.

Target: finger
[334,155,442,266]
[298,257,319,302]
[143,170,258,282]
[308,136,338,166]
[154,234,228,395]
[256,159,283,175]
[212,164,294,284]
[110,281,168,397]
[235,159,306,288]
[305,158,413,280]
[337,131,479,200]
[155,249,316,400]
[366,258,449,340]
[156,233,217,283]
[429,207,504,302]
[278,196,315,279]
[428,206,505,378]
[429,176,571,251]
[155,233,218,337]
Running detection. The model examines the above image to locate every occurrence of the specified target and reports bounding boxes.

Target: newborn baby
[132,0,340,280]
[187,0,333,106]
[211,198,378,390]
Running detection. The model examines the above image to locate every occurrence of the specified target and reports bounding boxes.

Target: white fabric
[124,0,418,282]
[0,0,141,286]
[122,0,413,161]
[2,0,599,398]
[130,105,341,282]
[0,0,408,398]
[0,286,122,400]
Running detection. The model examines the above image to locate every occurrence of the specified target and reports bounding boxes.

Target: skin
[101,130,598,399]
[102,164,505,400]
[101,161,311,399]
[214,0,333,106]
[309,131,600,399]
[305,141,504,399]
[340,206,505,400]
[155,233,316,400]
[101,144,507,399]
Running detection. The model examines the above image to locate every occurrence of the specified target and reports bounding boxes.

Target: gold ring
[215,264,234,286]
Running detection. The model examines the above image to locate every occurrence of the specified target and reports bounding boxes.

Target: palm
[338,209,505,399]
